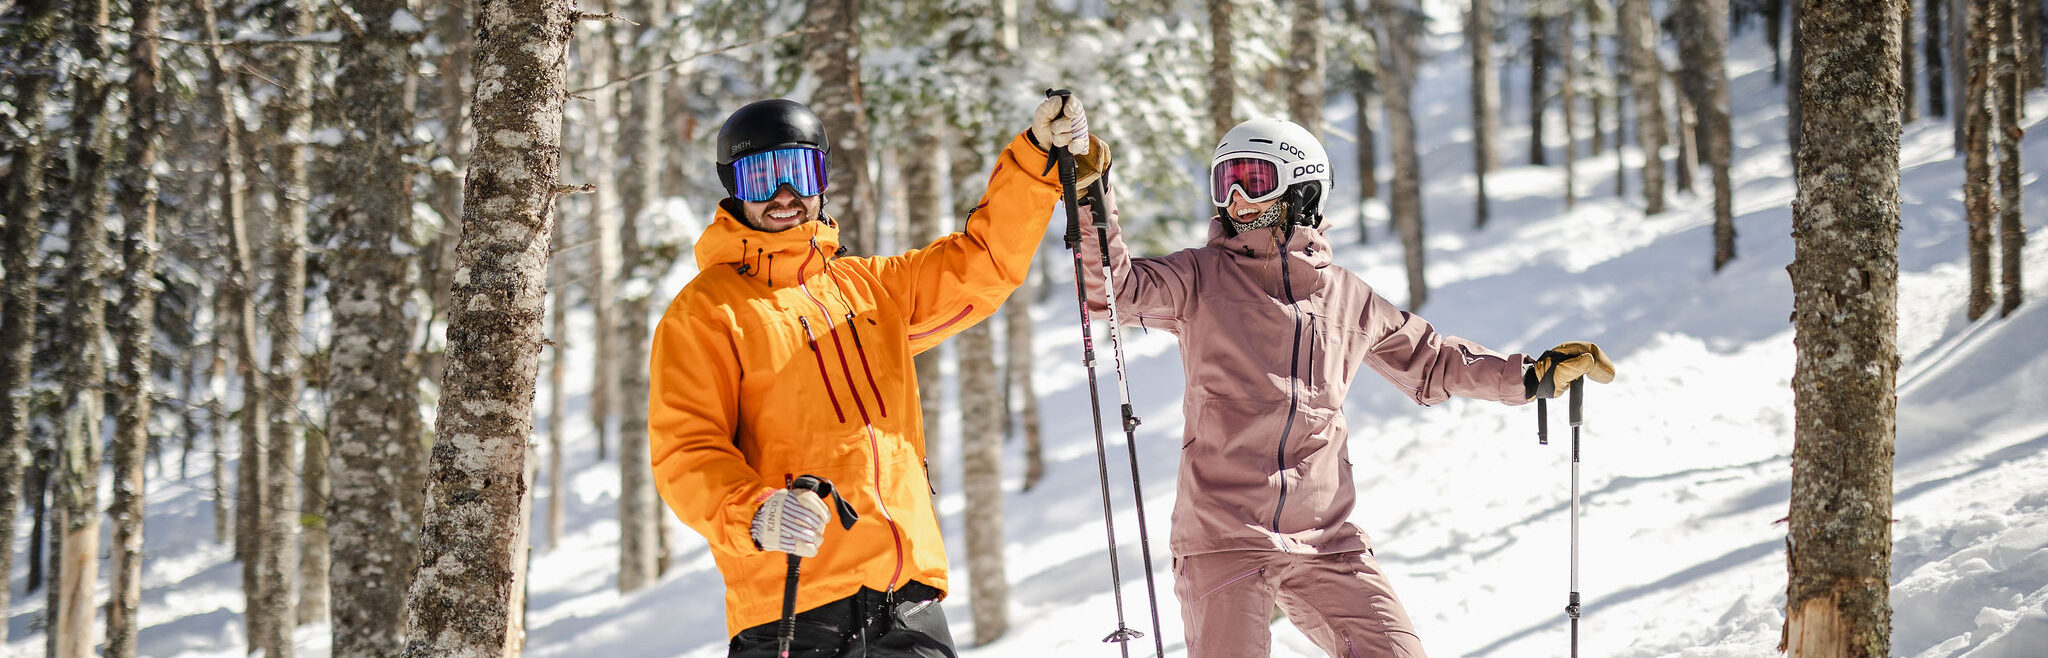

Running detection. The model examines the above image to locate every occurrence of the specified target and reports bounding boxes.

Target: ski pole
[1043,88,1142,656]
[1567,384,1583,658]
[1084,178,1167,658]
[777,474,859,658]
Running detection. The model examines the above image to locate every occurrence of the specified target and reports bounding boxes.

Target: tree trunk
[1676,0,1737,270]
[1906,1,1921,122]
[947,121,1009,644]
[254,4,313,650]
[615,0,668,592]
[1784,0,1902,654]
[1006,278,1044,492]
[903,112,948,498]
[579,11,620,464]
[1769,0,1786,83]
[298,422,330,627]
[1287,0,1325,135]
[804,0,878,256]
[0,1,62,645]
[1531,10,1552,167]
[547,259,569,551]
[1929,0,1948,117]
[1470,0,1498,228]
[1380,0,1429,309]
[1673,77,1698,195]
[1210,0,1238,141]
[208,297,230,545]
[1563,7,1579,209]
[1621,0,1668,213]
[1954,0,1969,151]
[400,0,572,653]
[2021,0,2043,89]
[1966,0,1996,320]
[1997,0,2026,316]
[1615,32,1630,196]
[107,0,164,654]
[56,1,118,654]
[424,0,472,394]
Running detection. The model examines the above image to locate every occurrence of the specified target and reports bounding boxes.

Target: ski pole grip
[1569,383,1584,427]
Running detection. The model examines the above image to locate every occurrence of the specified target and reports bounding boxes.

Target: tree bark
[2020,0,2043,89]
[1769,0,1786,83]
[1006,280,1044,492]
[255,4,313,650]
[1379,0,1428,309]
[1210,0,1238,142]
[56,1,117,654]
[1929,0,1948,117]
[951,124,1009,644]
[1905,1,1921,123]
[1966,0,1996,320]
[400,0,571,653]
[804,0,878,256]
[425,0,472,392]
[1784,1,1902,654]
[1675,0,1737,270]
[579,9,621,464]
[328,5,439,610]
[1621,0,1668,213]
[1287,0,1325,136]
[107,0,164,654]
[0,1,62,645]
[615,0,669,591]
[1673,76,1698,195]
[1996,0,2026,316]
[1469,0,1498,228]
[547,258,569,551]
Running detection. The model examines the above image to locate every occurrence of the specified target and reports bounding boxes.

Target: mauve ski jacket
[1077,195,1533,557]
[650,133,1068,636]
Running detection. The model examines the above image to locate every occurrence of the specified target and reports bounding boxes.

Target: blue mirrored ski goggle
[730,147,829,202]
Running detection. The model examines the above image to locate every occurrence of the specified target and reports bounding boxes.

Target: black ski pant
[728,581,956,658]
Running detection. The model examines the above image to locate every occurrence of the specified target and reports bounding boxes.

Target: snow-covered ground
[12,7,2048,658]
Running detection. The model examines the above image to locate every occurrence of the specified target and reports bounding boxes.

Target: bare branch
[569,26,827,96]
[575,11,638,25]
[552,183,597,197]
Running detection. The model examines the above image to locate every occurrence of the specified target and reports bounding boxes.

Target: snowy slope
[11,8,2048,658]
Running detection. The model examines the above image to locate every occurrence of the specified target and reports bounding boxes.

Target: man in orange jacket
[650,95,1105,656]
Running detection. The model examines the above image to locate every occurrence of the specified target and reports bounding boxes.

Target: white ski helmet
[1210,117,1330,225]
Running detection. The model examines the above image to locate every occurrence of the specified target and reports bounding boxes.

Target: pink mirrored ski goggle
[1210,156,1284,206]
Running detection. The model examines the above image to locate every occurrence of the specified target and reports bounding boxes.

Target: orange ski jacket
[650,132,1069,636]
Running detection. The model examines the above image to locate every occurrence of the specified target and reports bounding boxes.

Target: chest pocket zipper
[798,316,848,424]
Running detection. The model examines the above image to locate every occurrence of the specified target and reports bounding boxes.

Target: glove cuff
[1075,137,1111,189]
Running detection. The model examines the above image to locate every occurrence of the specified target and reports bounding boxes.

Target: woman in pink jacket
[1076,117,1613,658]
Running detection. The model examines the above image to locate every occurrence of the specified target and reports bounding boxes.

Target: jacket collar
[1205,216,1333,297]
[693,201,842,287]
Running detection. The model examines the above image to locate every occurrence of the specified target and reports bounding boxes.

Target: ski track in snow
[11,9,2048,658]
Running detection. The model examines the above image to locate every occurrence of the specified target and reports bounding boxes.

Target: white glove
[1030,94,1091,156]
[750,487,830,557]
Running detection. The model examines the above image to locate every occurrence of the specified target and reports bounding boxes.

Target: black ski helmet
[716,99,830,198]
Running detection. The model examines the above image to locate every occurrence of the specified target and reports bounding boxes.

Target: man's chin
[747,214,811,232]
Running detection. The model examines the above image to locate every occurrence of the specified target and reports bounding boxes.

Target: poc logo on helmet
[1292,163,1327,177]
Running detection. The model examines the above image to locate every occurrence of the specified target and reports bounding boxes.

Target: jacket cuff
[730,485,776,553]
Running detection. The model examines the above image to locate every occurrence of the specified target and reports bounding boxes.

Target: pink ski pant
[1173,550,1427,658]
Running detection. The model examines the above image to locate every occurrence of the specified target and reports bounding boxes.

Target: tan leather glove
[1525,341,1616,399]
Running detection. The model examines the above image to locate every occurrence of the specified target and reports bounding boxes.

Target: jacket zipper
[800,239,906,588]
[845,312,888,418]
[798,316,847,424]
[1271,233,1305,533]
[907,304,975,341]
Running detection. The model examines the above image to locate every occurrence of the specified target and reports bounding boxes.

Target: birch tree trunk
[804,0,878,255]
[904,112,948,498]
[1006,280,1044,492]
[1673,77,1697,195]
[1562,7,1579,209]
[1906,2,1921,122]
[1675,0,1736,270]
[254,5,314,650]
[107,0,164,653]
[547,259,569,551]
[1210,0,1239,141]
[329,1,429,655]
[56,1,117,654]
[1379,0,1429,309]
[400,0,572,653]
[951,127,1009,644]
[1966,0,1996,320]
[614,0,668,592]
[1469,0,1498,228]
[0,1,62,644]
[1996,0,2025,316]
[580,11,620,463]
[1287,0,1325,135]
[1620,0,1668,213]
[1785,0,1902,654]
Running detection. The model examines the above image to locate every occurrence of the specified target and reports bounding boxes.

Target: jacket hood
[693,201,842,287]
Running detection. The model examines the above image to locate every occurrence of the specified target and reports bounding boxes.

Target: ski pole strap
[1537,397,1548,446]
[790,474,860,530]
[1569,382,1584,427]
